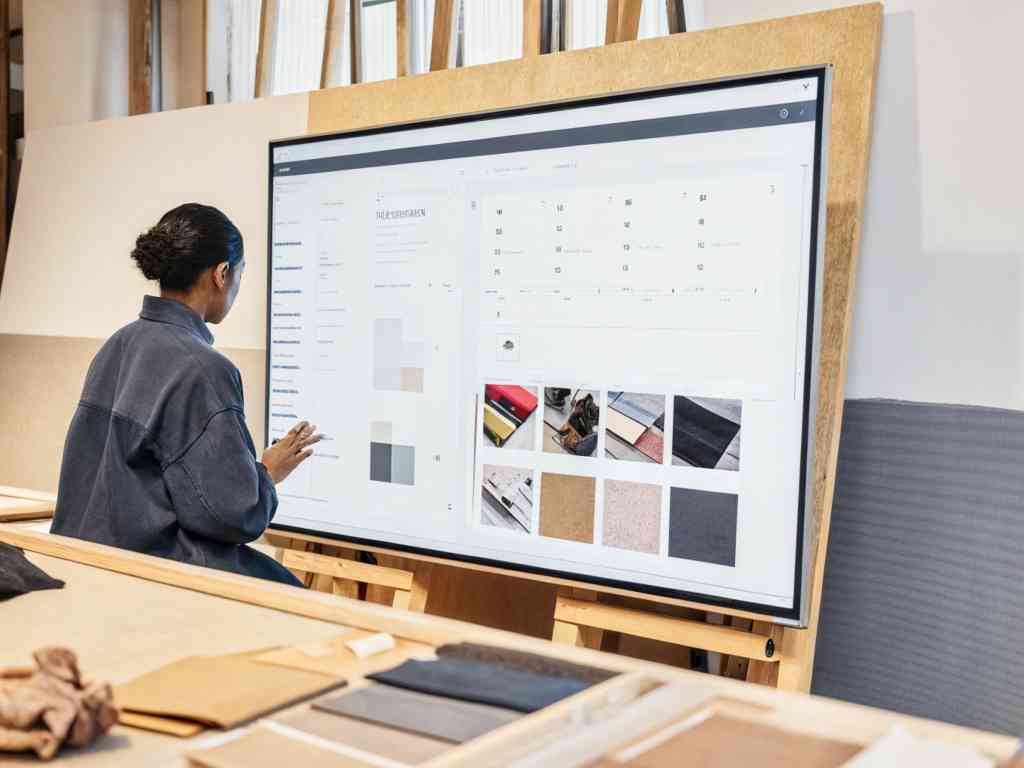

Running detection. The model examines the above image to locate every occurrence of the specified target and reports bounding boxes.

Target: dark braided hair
[131,203,243,291]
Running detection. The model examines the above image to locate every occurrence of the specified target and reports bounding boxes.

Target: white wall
[706,0,1024,410]
[24,0,130,133]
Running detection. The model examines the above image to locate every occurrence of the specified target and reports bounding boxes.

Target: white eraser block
[345,633,396,659]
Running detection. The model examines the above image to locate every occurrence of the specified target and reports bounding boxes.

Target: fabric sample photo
[668,487,738,567]
[480,465,533,533]
[483,384,538,449]
[605,391,667,464]
[539,472,596,543]
[668,396,742,470]
[603,480,662,554]
[543,387,599,457]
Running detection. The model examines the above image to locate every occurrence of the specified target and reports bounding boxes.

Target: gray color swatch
[668,487,738,567]
[813,399,1024,736]
[313,684,520,744]
[390,444,416,486]
[369,441,392,483]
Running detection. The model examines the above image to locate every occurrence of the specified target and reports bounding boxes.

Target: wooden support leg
[746,621,786,686]
[391,563,433,613]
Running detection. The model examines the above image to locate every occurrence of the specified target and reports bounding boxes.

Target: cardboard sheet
[187,724,383,768]
[604,714,861,767]
[116,651,344,729]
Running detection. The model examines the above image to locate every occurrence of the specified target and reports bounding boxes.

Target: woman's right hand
[261,421,323,484]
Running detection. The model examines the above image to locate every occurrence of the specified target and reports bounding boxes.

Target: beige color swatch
[606,408,646,444]
[539,473,596,543]
[187,724,378,768]
[603,480,661,554]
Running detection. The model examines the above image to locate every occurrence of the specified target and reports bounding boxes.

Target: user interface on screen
[267,68,828,619]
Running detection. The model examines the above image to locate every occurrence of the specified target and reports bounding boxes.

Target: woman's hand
[261,421,323,484]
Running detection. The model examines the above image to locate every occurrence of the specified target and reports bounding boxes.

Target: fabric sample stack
[483,384,538,448]
[606,392,667,463]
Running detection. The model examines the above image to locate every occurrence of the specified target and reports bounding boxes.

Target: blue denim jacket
[53,295,301,586]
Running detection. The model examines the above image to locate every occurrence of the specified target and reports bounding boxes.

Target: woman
[52,203,318,586]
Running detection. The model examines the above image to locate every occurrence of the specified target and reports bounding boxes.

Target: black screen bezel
[266,67,829,622]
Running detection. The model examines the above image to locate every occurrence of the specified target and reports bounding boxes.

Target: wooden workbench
[1,526,1017,766]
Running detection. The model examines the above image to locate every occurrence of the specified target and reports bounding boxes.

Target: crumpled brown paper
[0,647,118,760]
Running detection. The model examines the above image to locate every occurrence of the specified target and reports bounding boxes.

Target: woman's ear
[213,261,230,290]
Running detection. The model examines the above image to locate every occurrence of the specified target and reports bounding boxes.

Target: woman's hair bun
[131,227,179,282]
[129,204,243,291]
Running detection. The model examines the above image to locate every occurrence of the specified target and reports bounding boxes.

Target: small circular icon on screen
[779,108,790,119]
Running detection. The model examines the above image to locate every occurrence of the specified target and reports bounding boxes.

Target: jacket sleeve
[162,408,278,545]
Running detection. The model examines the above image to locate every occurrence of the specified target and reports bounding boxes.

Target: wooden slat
[616,0,643,42]
[554,595,779,661]
[604,0,620,44]
[254,0,280,97]
[397,0,411,76]
[320,0,337,88]
[747,620,785,686]
[430,0,457,71]
[178,0,207,107]
[349,0,364,84]
[128,0,152,114]
[0,486,54,503]
[282,548,415,591]
[665,0,686,34]
[523,0,542,56]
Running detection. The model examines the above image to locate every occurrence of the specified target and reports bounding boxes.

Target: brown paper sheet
[604,714,861,767]
[116,652,344,729]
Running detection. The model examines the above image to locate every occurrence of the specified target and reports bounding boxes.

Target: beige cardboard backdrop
[0,94,308,491]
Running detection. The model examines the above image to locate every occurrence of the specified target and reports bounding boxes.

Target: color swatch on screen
[373,318,425,393]
[668,487,738,566]
[369,420,415,486]
[666,396,742,470]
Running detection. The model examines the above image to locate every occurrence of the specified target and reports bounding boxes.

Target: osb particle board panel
[307,0,882,644]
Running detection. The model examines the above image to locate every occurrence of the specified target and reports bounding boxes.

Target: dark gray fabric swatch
[813,399,1024,736]
[435,643,617,685]
[369,441,392,482]
[313,683,519,743]
[0,542,64,601]
[368,657,591,713]
[668,487,738,566]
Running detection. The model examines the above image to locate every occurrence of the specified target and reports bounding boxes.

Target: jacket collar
[139,295,214,345]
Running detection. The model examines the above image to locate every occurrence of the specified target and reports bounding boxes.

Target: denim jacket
[53,295,300,586]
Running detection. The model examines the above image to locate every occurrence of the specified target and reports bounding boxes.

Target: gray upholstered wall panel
[812,399,1024,735]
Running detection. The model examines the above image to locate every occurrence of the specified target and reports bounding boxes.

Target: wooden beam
[396,0,411,76]
[320,0,345,88]
[255,0,280,97]
[617,0,642,42]
[430,0,456,71]
[178,0,207,108]
[604,0,620,44]
[349,0,364,84]
[129,0,153,114]
[523,0,542,56]
[554,595,780,661]
[282,548,415,591]
[665,0,686,34]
